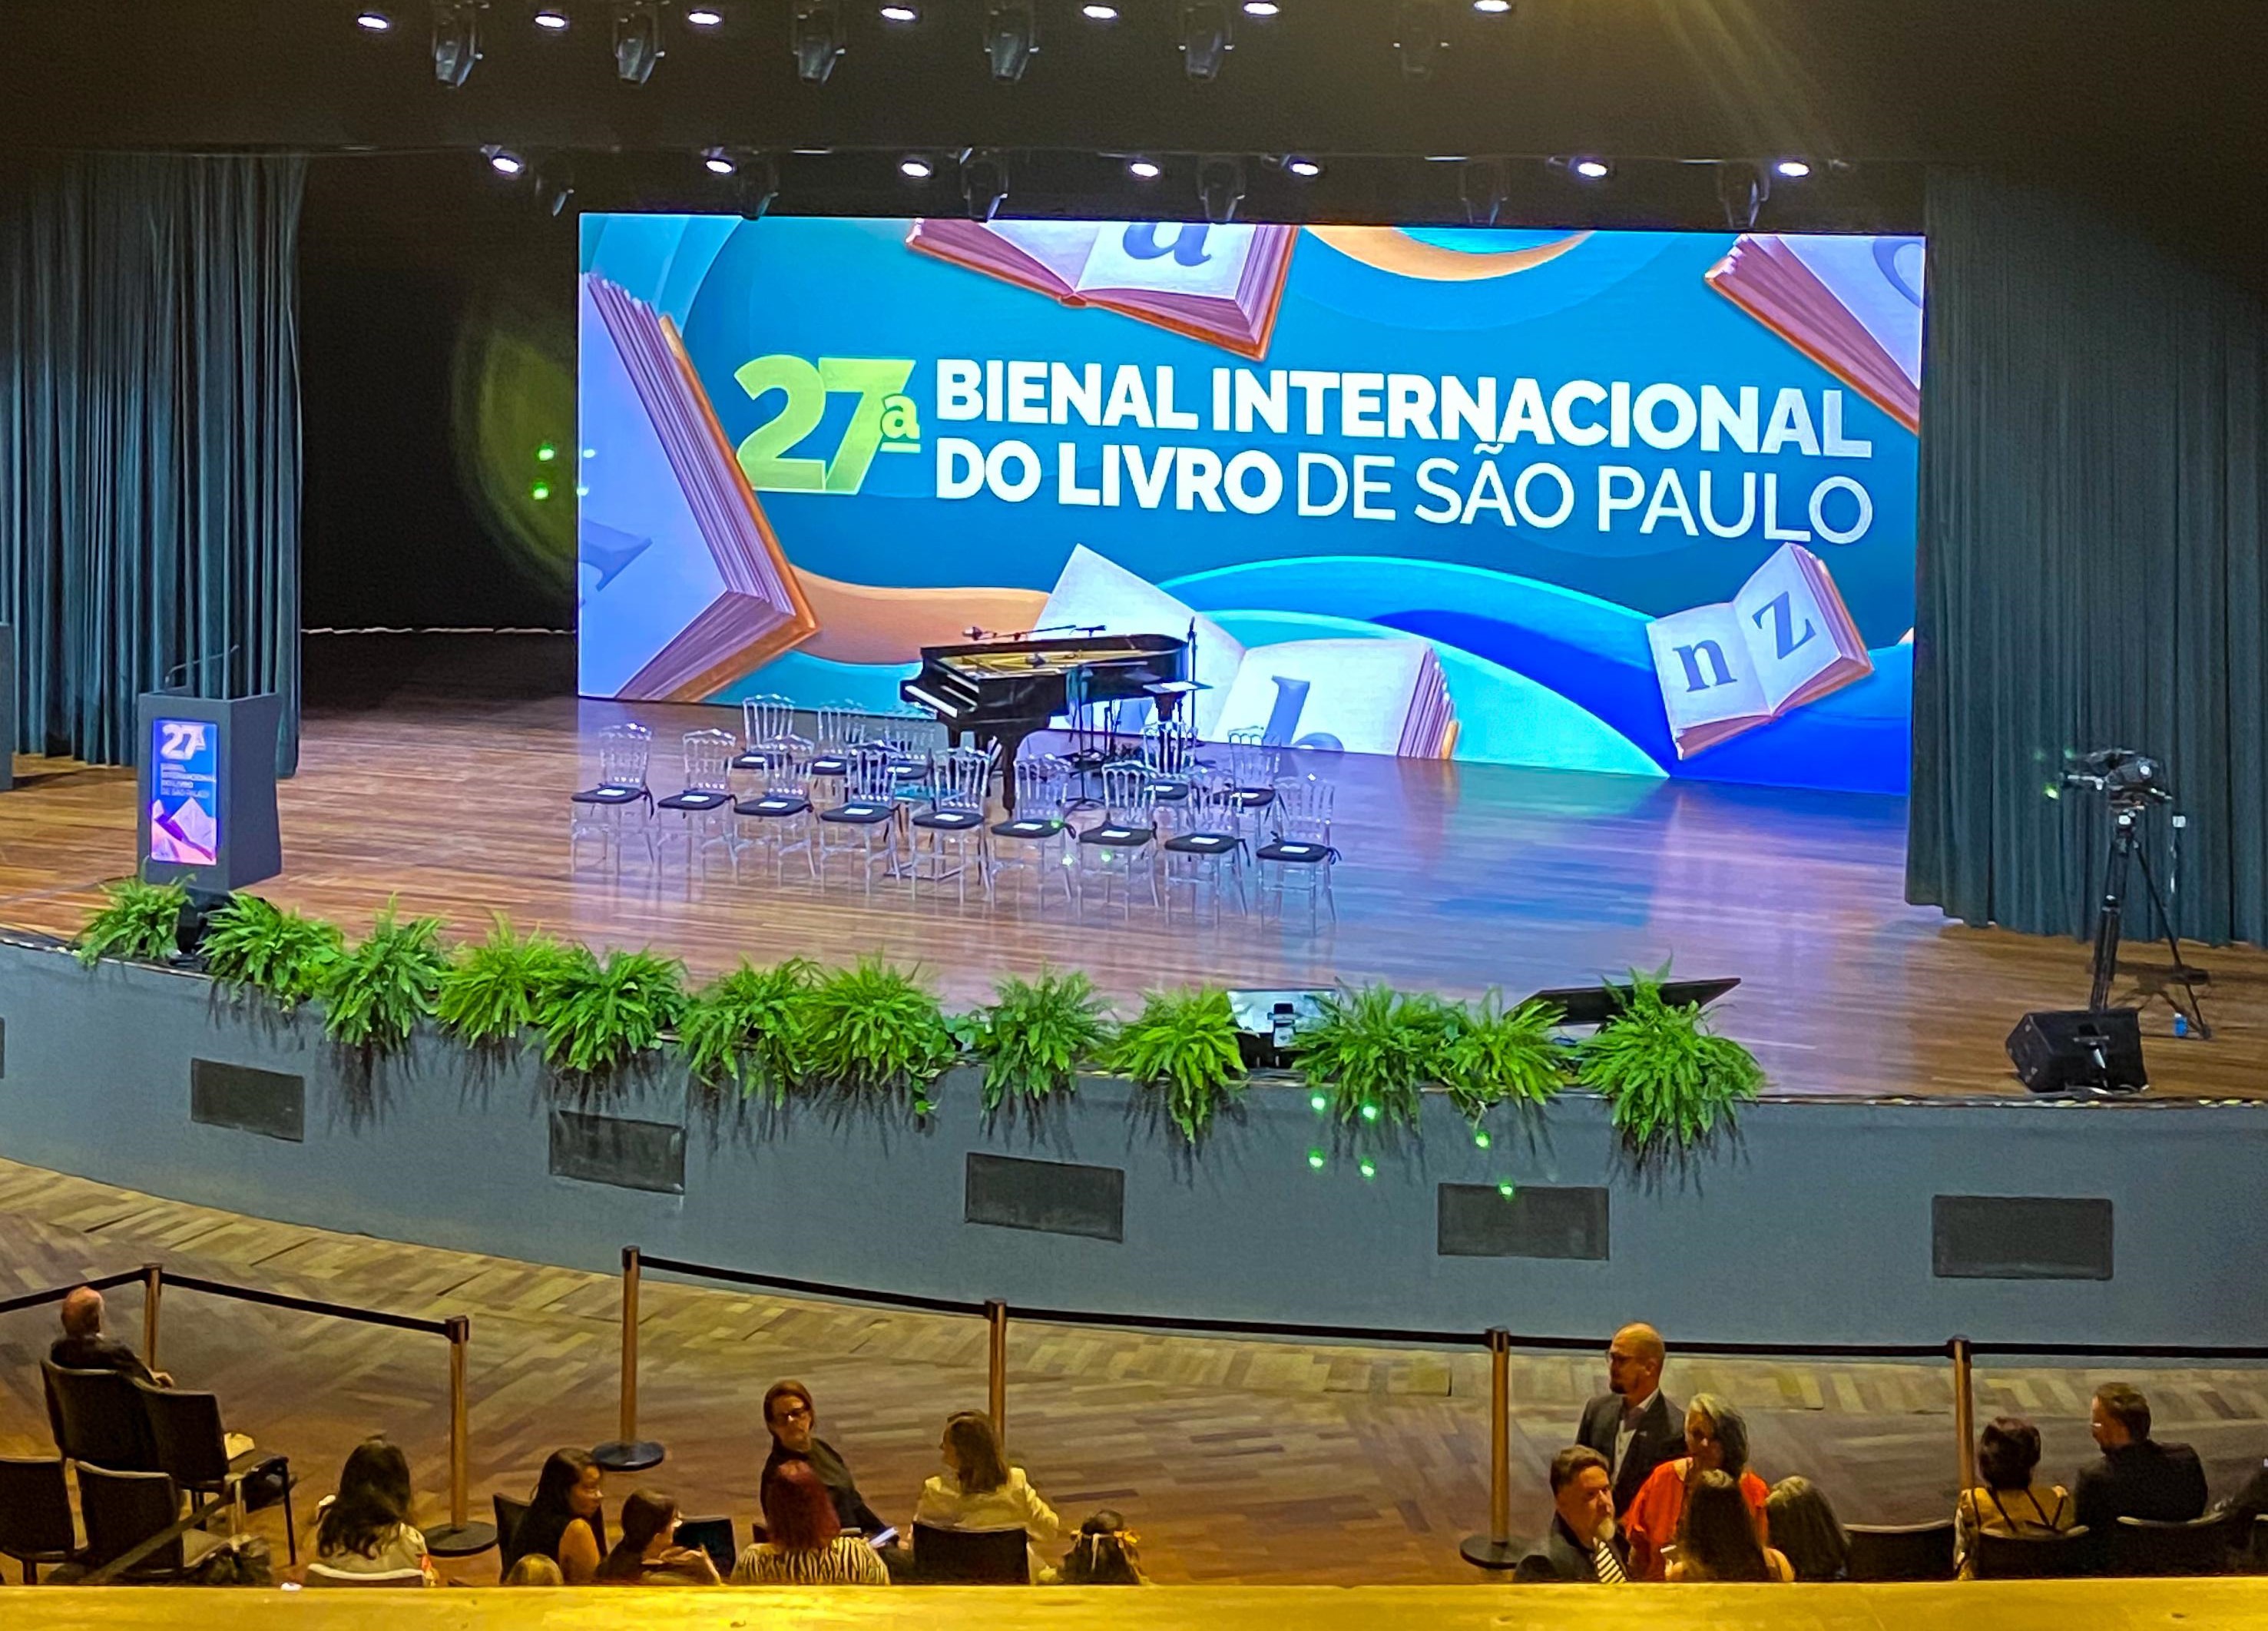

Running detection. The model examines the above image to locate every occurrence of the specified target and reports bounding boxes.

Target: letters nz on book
[1644,544,1872,757]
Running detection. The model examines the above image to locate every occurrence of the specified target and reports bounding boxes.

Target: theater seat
[1845,1517,1955,1581]
[911,1523,1028,1583]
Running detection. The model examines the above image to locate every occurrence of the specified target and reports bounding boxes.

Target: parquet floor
[5,1156,2266,1585]
[4,672,2268,1099]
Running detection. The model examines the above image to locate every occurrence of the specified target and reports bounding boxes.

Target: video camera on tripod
[2061,748,2173,807]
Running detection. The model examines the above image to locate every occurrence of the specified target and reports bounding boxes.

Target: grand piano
[899,631,1191,809]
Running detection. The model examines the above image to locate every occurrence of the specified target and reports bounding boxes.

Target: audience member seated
[1577,1323,1680,1519]
[761,1378,887,1537]
[502,1556,564,1586]
[505,1449,609,1585]
[1667,1470,1795,1582]
[730,1460,889,1586]
[1955,1415,2077,1578]
[912,1410,1064,1583]
[51,1286,171,1385]
[1055,1510,1148,1586]
[2074,1384,2207,1537]
[594,1490,721,1586]
[1522,1446,1629,1583]
[1623,1394,1769,1581]
[1765,1476,1849,1580]
[312,1439,438,1586]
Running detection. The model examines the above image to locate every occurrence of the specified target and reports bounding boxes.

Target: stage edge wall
[2,943,2262,1350]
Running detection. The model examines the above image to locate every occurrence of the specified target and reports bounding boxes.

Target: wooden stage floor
[5,685,2266,1101]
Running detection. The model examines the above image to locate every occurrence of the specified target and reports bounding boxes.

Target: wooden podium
[136,691,283,893]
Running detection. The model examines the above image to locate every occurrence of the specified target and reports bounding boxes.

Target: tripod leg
[2129,842,2213,1039]
[2088,827,2131,1013]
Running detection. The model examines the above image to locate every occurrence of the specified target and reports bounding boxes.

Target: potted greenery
[961,969,1111,1112]
[799,959,958,1113]
[197,894,344,1010]
[538,946,690,1081]
[1439,990,1568,1124]
[1293,984,1462,1129]
[74,878,191,968]
[1576,968,1764,1157]
[321,903,449,1052]
[1109,986,1247,1143]
[435,915,575,1050]
[678,956,819,1102]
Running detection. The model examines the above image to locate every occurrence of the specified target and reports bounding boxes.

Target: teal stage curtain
[1909,169,2268,945]
[0,154,304,773]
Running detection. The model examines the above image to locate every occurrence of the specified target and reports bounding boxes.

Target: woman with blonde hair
[911,1411,1064,1582]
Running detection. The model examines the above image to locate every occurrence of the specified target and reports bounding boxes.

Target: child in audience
[1056,1510,1147,1584]
[502,1556,564,1586]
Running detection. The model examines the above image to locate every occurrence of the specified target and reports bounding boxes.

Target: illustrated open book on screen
[1037,545,1456,758]
[1644,543,1872,757]
[578,274,818,701]
[907,220,1298,360]
[1705,234,1924,433]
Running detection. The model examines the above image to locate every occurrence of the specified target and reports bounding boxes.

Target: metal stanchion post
[425,1315,498,1558]
[1461,1328,1522,1569]
[141,1264,163,1375]
[985,1299,1009,1441]
[595,1247,665,1472]
[1950,1334,1977,1495]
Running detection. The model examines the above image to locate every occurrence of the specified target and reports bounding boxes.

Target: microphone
[161,643,242,695]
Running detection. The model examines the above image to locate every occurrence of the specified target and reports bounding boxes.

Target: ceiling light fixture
[1459,156,1507,225]
[792,0,846,81]
[1394,0,1446,78]
[354,8,395,30]
[879,2,917,18]
[1284,156,1321,178]
[702,147,737,174]
[1178,0,1233,80]
[1198,154,1246,224]
[983,0,1038,81]
[1571,156,1611,180]
[432,0,484,88]
[1081,2,1118,19]
[532,3,570,28]
[1472,0,1510,12]
[1126,157,1161,180]
[483,145,526,175]
[1243,0,1279,14]
[899,154,935,180]
[612,0,664,81]
[685,4,723,22]
[962,148,1010,220]
[1773,157,1813,179]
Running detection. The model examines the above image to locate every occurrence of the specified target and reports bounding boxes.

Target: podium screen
[149,715,222,867]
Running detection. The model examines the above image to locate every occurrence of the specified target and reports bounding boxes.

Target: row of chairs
[1839,1510,2267,1580]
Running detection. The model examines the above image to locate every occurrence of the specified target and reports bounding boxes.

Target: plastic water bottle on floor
[2174,1013,2190,1038]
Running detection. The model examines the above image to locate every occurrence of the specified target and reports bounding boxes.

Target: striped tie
[1594,1541,1628,1583]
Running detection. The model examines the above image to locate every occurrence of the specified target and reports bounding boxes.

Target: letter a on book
[1643,543,1872,757]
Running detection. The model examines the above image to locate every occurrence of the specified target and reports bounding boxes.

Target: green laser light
[536,443,557,462]
[1360,1102,1379,1123]
[1306,1149,1326,1170]
[1358,1159,1376,1180]
[1309,1093,1327,1113]
[1473,1130,1492,1149]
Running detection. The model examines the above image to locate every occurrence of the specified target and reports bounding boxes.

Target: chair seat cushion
[992,817,1066,839]
[887,760,931,779]
[571,785,645,805]
[1080,824,1157,847]
[1257,839,1334,864]
[820,802,895,824]
[734,795,811,818]
[657,790,730,811]
[1144,781,1191,801]
[1230,787,1277,808]
[1164,832,1242,854]
[807,756,850,777]
[913,809,985,830]
[730,752,768,771]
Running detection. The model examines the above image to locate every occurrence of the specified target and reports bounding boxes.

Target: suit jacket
[2072,1439,2208,1533]
[50,1332,155,1385]
[1528,1514,1630,1582]
[1578,1391,1681,1517]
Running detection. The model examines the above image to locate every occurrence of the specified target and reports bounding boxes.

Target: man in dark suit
[1576,1322,1680,1517]
[2073,1382,2207,1536]
[1521,1446,1631,1582]
[49,1287,171,1386]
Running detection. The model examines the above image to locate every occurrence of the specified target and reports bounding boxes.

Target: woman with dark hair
[1667,1470,1795,1582]
[312,1438,436,1584]
[730,1459,889,1585]
[910,1410,1064,1582]
[505,1449,609,1584]
[1955,1415,2076,1576]
[594,1490,720,1586]
[1622,1394,1771,1580]
[1763,1477,1848,1580]
[1055,1510,1147,1585]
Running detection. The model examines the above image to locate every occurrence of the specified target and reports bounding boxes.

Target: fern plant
[965,969,1111,1111]
[197,894,343,1008]
[679,957,820,1102]
[1439,990,1568,1122]
[436,916,575,1048]
[74,878,189,967]
[1576,968,1764,1155]
[538,946,689,1078]
[1293,984,1460,1129]
[322,904,448,1050]
[1110,987,1246,1143]
[800,960,957,1109]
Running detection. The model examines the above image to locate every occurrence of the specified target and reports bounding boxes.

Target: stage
[2,638,2262,1104]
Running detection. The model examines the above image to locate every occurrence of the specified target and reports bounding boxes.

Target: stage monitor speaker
[1227,988,1333,1069]
[2005,1008,2147,1094]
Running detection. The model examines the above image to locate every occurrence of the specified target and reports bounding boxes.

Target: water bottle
[2174,1013,2190,1039]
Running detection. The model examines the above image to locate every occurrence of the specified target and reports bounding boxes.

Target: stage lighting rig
[714,150,780,217]
[983,1,1038,81]
[1178,2,1233,81]
[1395,0,1447,79]
[1459,157,1506,224]
[531,154,578,215]
[1198,154,1246,224]
[961,149,1010,220]
[432,0,485,88]
[793,0,846,82]
[613,0,664,81]
[1716,161,1769,230]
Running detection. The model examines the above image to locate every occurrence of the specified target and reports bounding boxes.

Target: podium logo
[733,354,920,494]
[156,721,210,761]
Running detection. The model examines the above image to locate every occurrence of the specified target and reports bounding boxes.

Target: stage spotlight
[701,147,737,174]
[1773,157,1813,179]
[1571,156,1612,180]
[432,0,483,88]
[1458,156,1506,224]
[531,156,577,215]
[1126,156,1161,180]
[1284,155,1321,178]
[482,144,526,175]
[983,0,1038,81]
[685,4,723,22]
[1198,154,1246,224]
[731,152,780,218]
[792,0,846,81]
[354,8,394,31]
[1394,0,1446,78]
[612,0,664,81]
[1081,2,1118,19]
[532,2,570,29]
[879,2,917,18]
[1717,161,1770,230]
[961,148,1010,220]
[899,154,936,180]
[1178,1,1233,80]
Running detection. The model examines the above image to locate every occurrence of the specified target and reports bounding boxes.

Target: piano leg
[987,724,1038,814]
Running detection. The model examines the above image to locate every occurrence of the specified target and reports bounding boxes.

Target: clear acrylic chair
[881,711,944,800]
[1075,761,1161,917]
[1224,727,1282,841]
[1138,718,1198,805]
[816,745,902,894]
[1256,771,1339,928]
[988,754,1075,909]
[732,694,797,777]
[807,702,866,782]
[909,745,996,907]
[654,728,741,880]
[733,734,817,883]
[568,722,654,875]
[1160,771,1248,924]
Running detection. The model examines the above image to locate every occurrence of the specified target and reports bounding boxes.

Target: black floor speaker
[2005,1008,2147,1094]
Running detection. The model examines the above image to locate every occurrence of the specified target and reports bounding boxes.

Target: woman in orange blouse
[1622,1394,1770,1580]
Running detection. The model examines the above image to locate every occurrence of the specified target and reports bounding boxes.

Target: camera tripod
[2088,800,2212,1037]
